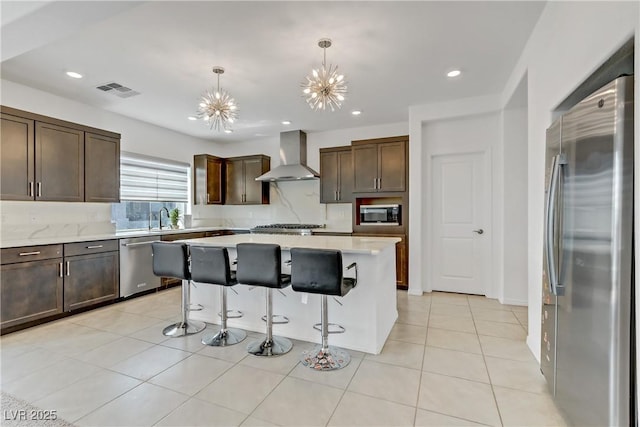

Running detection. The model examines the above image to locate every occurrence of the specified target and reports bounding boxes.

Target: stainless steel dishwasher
[119,236,161,297]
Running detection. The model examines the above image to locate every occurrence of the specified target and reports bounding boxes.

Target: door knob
[473,229,484,235]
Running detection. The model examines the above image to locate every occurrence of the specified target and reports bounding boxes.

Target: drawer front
[64,240,119,257]
[1,244,63,265]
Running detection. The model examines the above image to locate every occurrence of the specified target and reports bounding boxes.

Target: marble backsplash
[0,201,115,241]
[0,181,353,242]
[192,180,353,231]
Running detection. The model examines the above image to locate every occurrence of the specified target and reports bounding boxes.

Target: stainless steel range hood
[255,130,319,181]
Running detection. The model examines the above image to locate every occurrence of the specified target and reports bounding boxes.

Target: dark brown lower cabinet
[395,236,408,289]
[64,251,119,312]
[1,241,119,333]
[1,258,63,329]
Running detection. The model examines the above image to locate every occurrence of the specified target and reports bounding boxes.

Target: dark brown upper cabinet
[320,146,353,203]
[35,122,85,202]
[352,137,407,193]
[1,113,34,200]
[225,155,270,205]
[193,154,224,204]
[85,133,120,202]
[0,106,121,203]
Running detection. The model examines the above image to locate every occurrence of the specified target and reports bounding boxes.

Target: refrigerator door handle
[545,153,566,296]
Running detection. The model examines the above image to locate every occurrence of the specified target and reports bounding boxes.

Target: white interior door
[431,152,489,295]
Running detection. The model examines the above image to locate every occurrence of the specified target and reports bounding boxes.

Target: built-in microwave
[359,204,401,225]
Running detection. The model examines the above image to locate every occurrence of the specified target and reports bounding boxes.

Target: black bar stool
[190,246,247,346]
[152,242,205,337]
[236,243,292,357]
[290,247,357,370]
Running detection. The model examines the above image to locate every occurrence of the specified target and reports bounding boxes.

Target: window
[111,152,190,230]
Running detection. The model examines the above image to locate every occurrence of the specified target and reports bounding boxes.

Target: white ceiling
[1,1,545,142]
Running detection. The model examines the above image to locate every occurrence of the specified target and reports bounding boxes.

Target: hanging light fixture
[197,66,238,131]
[302,38,347,111]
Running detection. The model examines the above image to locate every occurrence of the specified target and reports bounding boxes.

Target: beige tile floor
[0,288,567,426]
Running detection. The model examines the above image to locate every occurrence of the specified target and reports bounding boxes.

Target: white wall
[502,106,528,305]
[499,1,639,360]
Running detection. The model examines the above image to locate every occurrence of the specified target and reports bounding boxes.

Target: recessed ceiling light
[281,120,291,125]
[447,69,462,78]
[66,71,83,79]
[351,110,362,116]
[187,116,197,121]
[224,129,233,134]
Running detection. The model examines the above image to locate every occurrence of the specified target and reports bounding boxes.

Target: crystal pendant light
[302,38,347,111]
[197,67,238,131]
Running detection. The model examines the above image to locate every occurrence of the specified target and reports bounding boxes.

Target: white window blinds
[120,152,189,202]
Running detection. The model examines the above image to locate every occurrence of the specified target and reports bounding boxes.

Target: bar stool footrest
[202,328,246,346]
[313,322,346,334]
[261,314,289,324]
[301,345,351,370]
[219,309,243,319]
[247,336,292,357]
[189,304,204,312]
[163,320,206,337]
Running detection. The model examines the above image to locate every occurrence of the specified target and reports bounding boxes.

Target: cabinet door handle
[377,178,381,189]
[59,262,63,278]
[66,261,70,276]
[28,182,34,197]
[335,191,338,201]
[207,193,210,203]
[338,190,341,200]
[373,178,377,189]
[19,251,41,256]
[37,182,42,197]
[86,245,103,249]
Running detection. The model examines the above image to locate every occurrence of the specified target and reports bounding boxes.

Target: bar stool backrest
[236,243,282,287]
[190,246,235,285]
[151,242,190,280]
[290,248,346,296]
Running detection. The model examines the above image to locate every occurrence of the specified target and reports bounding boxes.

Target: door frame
[425,148,493,296]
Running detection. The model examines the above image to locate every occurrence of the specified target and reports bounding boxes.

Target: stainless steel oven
[359,204,401,225]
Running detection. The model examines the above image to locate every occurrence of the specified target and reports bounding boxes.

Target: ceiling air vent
[96,82,141,98]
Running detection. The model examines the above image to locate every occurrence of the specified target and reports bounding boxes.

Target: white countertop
[182,234,400,255]
[0,227,250,249]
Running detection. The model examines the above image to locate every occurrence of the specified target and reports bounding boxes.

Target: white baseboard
[500,297,528,306]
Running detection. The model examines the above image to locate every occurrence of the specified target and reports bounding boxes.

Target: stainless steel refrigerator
[541,75,634,426]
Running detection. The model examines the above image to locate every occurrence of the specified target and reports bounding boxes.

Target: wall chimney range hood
[255,130,320,181]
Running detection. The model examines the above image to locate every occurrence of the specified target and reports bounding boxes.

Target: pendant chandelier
[197,66,238,131]
[302,38,347,111]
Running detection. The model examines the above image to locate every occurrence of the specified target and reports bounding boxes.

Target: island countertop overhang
[179,234,400,255]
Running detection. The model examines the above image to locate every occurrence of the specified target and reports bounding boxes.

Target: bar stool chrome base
[247,336,292,357]
[202,328,246,346]
[163,320,206,337]
[301,345,351,371]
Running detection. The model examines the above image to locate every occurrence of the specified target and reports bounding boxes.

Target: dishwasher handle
[121,240,161,248]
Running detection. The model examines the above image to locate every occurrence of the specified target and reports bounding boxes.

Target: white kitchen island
[181,234,400,354]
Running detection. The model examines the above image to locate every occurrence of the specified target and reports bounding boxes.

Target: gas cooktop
[250,223,325,236]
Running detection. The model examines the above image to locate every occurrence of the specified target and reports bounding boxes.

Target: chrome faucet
[158,207,169,230]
